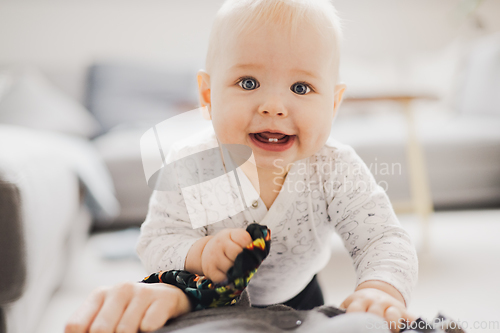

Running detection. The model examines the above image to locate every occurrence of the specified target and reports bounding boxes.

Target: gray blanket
[155,290,391,333]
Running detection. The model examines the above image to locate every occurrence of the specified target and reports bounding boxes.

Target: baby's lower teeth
[268,138,278,143]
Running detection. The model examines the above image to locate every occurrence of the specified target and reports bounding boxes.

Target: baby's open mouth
[251,132,292,144]
[249,132,296,152]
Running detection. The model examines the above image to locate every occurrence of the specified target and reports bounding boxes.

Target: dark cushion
[0,180,26,305]
[0,308,5,333]
[85,62,199,134]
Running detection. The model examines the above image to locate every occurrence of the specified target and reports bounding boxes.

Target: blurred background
[1,0,500,332]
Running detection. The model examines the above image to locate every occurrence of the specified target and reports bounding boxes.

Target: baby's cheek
[213,119,244,144]
[301,122,331,148]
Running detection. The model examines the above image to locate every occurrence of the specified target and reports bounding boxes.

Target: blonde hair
[205,0,343,81]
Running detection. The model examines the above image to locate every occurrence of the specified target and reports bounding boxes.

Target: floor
[36,209,500,333]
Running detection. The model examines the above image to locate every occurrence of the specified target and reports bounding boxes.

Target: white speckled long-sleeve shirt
[136,126,418,307]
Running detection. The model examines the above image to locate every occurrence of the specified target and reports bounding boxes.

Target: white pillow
[457,33,500,117]
[0,66,100,138]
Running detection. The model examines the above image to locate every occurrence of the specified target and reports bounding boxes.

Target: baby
[138,0,417,310]
[66,0,418,332]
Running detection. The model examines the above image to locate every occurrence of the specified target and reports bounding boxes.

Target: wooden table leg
[402,98,434,254]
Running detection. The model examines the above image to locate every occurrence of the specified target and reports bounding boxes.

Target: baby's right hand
[201,228,253,284]
[65,282,191,333]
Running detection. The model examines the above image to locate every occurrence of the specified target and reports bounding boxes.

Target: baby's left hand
[340,288,417,333]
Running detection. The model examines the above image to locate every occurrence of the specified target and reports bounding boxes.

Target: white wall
[1,0,499,100]
[0,0,222,100]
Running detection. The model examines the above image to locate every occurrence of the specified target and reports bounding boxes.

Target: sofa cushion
[0,67,100,138]
[0,181,25,305]
[93,128,153,225]
[331,110,500,208]
[85,62,199,133]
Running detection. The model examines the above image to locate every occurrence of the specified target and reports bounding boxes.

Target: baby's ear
[333,83,346,113]
[197,70,212,120]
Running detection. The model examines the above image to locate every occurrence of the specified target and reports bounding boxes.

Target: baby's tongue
[258,132,287,140]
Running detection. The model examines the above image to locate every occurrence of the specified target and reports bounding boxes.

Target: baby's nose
[258,97,288,117]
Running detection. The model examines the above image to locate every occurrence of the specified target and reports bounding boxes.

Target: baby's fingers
[139,300,170,332]
[140,288,191,332]
[229,229,252,248]
[345,300,369,313]
[115,288,152,333]
[204,252,234,283]
[384,306,403,333]
[65,288,106,333]
[208,266,231,284]
[223,239,245,262]
[88,283,135,333]
[396,309,419,332]
[367,302,390,320]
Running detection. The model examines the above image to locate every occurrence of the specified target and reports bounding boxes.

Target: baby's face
[199,21,344,175]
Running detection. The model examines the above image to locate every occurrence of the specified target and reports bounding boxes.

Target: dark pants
[283,275,324,310]
[253,275,324,311]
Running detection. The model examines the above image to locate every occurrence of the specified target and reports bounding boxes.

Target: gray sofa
[0,125,118,333]
[0,63,195,331]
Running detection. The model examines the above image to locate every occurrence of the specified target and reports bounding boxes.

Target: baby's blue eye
[291,83,310,95]
[239,78,259,90]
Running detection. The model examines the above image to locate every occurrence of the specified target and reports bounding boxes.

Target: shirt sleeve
[136,189,207,273]
[136,144,207,273]
[325,145,418,306]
